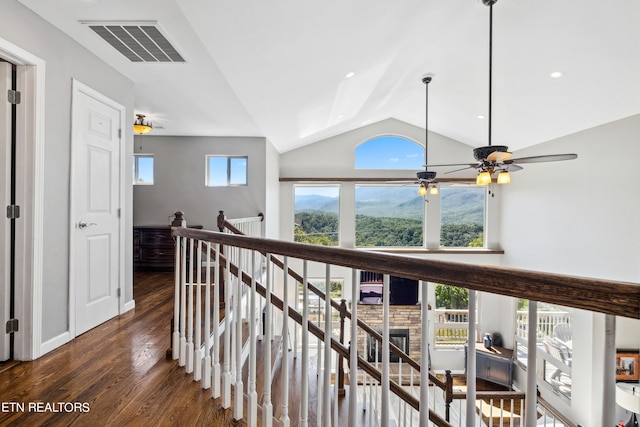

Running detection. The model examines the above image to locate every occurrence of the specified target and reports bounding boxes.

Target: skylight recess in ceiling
[81,21,185,63]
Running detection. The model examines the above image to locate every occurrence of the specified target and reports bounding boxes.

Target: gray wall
[0,1,135,343]
[133,135,268,230]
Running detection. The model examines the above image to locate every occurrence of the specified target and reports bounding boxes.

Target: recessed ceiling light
[477,115,486,120]
[550,71,563,78]
[345,72,355,79]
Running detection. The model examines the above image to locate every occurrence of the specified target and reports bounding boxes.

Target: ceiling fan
[422,0,577,186]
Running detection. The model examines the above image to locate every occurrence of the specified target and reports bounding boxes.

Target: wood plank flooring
[0,271,252,426]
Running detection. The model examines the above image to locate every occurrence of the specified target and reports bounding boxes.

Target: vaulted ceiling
[18,0,640,154]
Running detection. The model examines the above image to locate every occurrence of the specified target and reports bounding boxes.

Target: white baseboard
[40,331,71,356]
[123,300,136,313]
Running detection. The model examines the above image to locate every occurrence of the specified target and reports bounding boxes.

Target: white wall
[0,0,135,349]
[499,115,640,426]
[264,139,280,238]
[133,135,267,230]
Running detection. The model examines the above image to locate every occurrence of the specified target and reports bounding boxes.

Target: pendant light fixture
[134,114,153,135]
[416,74,438,196]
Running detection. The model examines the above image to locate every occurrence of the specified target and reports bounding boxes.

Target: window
[133,154,154,185]
[355,185,423,247]
[294,186,339,246]
[440,187,485,247]
[355,135,423,169]
[206,155,248,186]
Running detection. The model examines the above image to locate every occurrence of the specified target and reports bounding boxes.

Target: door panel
[0,62,11,361]
[72,85,121,336]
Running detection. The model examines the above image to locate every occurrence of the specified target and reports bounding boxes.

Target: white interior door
[71,82,122,336]
[0,62,11,360]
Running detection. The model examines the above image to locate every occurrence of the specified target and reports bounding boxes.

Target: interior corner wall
[498,114,640,426]
[133,135,267,230]
[0,0,135,348]
[264,139,280,238]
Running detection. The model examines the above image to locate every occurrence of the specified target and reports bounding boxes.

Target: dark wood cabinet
[133,225,202,271]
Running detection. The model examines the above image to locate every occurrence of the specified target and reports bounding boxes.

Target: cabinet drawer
[140,247,175,262]
[140,229,174,247]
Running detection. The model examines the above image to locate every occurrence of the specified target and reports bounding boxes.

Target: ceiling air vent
[81,21,185,63]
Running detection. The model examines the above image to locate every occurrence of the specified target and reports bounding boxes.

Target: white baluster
[323,264,332,426]
[203,242,211,389]
[247,251,258,427]
[234,249,244,420]
[466,290,477,427]
[172,235,181,360]
[262,254,273,427]
[381,275,390,427]
[316,299,323,427]
[525,301,538,427]
[179,237,187,367]
[194,240,202,381]
[222,248,231,408]
[348,269,358,426]
[420,281,430,427]
[333,338,339,427]
[280,256,290,427]
[212,244,221,398]
[299,261,309,427]
[293,273,299,359]
[186,238,195,373]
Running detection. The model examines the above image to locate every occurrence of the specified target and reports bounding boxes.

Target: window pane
[355,186,423,247]
[229,157,247,185]
[207,156,228,186]
[355,136,423,169]
[294,186,339,246]
[133,155,154,185]
[440,187,485,247]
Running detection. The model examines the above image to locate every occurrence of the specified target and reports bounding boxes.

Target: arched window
[355,135,423,169]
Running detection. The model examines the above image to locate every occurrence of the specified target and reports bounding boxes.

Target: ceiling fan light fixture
[429,185,439,195]
[134,114,153,135]
[418,183,428,196]
[476,170,492,186]
[497,170,511,184]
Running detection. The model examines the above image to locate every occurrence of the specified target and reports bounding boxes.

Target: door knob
[78,221,97,229]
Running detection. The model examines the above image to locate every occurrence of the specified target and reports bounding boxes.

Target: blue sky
[355,135,423,169]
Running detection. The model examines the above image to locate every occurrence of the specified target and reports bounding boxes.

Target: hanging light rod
[416,73,437,183]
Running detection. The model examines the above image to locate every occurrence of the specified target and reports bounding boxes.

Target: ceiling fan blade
[501,164,523,172]
[424,163,478,168]
[505,153,577,164]
[487,151,512,162]
[444,165,477,174]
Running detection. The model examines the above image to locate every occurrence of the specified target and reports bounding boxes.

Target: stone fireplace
[357,304,424,362]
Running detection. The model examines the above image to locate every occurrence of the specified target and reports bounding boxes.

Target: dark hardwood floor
[0,271,249,426]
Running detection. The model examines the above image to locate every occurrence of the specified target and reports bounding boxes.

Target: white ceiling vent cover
[81,20,185,63]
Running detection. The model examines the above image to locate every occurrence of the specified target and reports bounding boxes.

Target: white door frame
[0,37,45,361]
[69,79,126,339]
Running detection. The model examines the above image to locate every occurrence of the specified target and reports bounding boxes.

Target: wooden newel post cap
[171,211,186,227]
[217,210,226,232]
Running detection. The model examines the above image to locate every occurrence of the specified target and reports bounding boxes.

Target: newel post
[216,210,226,302]
[338,299,347,396]
[445,369,453,422]
[217,210,226,232]
[168,211,186,359]
[171,210,186,228]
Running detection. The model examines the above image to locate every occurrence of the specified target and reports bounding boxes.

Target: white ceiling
[18,0,640,154]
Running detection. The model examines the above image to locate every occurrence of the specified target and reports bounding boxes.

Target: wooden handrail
[538,395,579,427]
[173,228,640,319]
